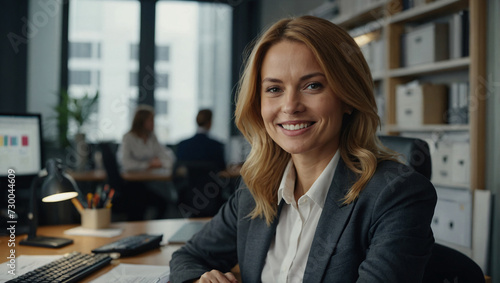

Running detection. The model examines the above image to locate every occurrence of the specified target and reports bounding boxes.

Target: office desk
[0,218,203,282]
[69,169,172,182]
[70,166,241,183]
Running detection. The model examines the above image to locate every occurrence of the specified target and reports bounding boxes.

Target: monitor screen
[0,113,43,177]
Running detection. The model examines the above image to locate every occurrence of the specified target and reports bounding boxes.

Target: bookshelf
[317,0,487,261]
[324,0,486,193]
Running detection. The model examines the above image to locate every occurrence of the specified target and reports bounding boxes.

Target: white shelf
[389,57,470,78]
[432,181,471,190]
[389,0,468,24]
[385,124,470,133]
[331,1,387,29]
[371,70,386,81]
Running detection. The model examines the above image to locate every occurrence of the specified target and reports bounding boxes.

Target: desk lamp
[20,159,79,248]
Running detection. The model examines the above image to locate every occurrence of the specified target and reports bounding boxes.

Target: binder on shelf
[448,82,469,125]
[449,10,470,59]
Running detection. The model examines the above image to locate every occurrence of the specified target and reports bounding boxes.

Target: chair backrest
[378,135,432,180]
[422,243,485,283]
[379,136,484,281]
[173,160,224,218]
[99,142,124,190]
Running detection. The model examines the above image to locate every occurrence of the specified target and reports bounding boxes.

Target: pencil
[71,198,84,214]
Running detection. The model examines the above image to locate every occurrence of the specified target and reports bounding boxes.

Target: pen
[87,193,93,208]
[93,193,100,209]
[95,186,103,207]
[71,198,84,214]
[102,184,110,204]
[104,188,115,209]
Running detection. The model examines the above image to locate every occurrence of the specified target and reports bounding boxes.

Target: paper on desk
[64,226,123,237]
[90,263,169,283]
[0,255,63,282]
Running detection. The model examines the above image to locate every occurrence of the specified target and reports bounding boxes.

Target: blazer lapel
[243,201,285,283]
[303,159,357,282]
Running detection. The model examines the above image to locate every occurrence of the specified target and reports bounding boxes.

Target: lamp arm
[27,170,47,239]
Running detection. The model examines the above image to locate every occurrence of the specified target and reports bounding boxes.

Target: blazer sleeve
[169,189,241,283]
[357,169,437,282]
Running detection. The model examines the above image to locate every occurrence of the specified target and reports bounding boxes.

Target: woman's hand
[193,270,238,283]
[148,157,162,169]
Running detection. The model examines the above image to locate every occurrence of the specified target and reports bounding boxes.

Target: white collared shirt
[117,132,176,174]
[261,150,340,283]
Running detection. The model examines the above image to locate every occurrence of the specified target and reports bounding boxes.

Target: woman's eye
[306,83,322,90]
[266,87,280,93]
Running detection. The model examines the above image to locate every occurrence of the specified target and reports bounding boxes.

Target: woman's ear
[343,103,354,115]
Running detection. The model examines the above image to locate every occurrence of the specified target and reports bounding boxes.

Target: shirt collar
[196,127,209,134]
[277,149,341,209]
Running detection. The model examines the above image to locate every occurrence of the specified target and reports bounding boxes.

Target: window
[155,1,232,145]
[130,43,139,61]
[155,99,168,115]
[69,70,91,85]
[67,0,232,144]
[68,0,140,141]
[156,45,170,62]
[155,73,169,89]
[129,71,138,87]
[70,42,92,58]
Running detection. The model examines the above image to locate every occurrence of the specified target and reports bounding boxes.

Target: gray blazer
[170,159,437,283]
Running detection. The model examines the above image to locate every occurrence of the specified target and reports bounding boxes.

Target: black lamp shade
[20,159,79,248]
[41,172,78,202]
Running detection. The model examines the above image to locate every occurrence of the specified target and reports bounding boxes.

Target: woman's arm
[169,189,242,283]
[150,135,176,174]
[357,169,437,282]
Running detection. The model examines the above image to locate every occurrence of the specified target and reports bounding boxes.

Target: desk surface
[69,169,173,182]
[70,165,242,183]
[0,218,204,282]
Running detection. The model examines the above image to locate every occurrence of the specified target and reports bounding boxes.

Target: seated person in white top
[118,105,176,174]
[117,105,176,220]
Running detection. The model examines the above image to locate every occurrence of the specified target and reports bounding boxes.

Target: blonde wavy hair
[235,16,398,225]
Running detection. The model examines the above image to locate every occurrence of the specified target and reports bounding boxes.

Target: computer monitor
[0,113,43,177]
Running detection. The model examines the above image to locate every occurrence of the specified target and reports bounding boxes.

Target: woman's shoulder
[122,131,137,140]
[367,159,434,193]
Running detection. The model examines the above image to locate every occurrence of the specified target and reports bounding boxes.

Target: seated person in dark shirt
[176,109,226,172]
[174,109,227,217]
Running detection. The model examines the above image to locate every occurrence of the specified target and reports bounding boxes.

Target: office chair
[378,135,432,179]
[173,160,225,218]
[422,243,486,283]
[99,142,148,221]
[378,136,485,282]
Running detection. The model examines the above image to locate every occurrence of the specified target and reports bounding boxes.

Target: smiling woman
[170,15,437,283]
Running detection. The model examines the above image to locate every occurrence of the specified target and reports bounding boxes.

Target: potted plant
[53,89,99,170]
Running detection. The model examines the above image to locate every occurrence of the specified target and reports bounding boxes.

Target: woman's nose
[282,91,305,115]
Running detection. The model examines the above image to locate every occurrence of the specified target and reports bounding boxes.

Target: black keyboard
[91,233,163,257]
[6,252,112,283]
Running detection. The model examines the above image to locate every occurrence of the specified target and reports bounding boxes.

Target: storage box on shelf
[396,82,447,126]
[401,22,449,67]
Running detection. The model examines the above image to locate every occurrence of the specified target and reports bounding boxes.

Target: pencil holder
[80,208,111,229]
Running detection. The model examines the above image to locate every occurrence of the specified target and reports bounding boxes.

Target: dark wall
[0,1,28,113]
